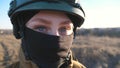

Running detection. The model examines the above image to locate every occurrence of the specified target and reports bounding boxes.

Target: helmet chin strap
[73,27,77,39]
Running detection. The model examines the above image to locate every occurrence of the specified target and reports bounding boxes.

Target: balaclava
[19,11,74,68]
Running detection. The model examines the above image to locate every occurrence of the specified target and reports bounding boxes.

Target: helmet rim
[9,1,85,27]
[8,1,85,39]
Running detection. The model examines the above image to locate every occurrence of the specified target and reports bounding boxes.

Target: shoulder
[70,51,86,68]
[72,60,86,68]
[8,61,20,68]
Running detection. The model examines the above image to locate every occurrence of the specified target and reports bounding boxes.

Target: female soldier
[8,0,86,68]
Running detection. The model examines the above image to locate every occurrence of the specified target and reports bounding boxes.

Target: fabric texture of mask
[21,27,73,67]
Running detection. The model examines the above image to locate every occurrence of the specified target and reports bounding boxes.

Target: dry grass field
[72,35,120,68]
[0,29,120,68]
[0,34,20,68]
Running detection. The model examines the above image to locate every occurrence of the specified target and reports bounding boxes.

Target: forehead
[27,10,73,26]
[29,10,72,22]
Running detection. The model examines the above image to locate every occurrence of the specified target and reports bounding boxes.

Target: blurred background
[0,0,120,68]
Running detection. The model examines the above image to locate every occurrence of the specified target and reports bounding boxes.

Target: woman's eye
[60,28,66,32]
[59,26,72,35]
[37,26,47,32]
[59,27,67,35]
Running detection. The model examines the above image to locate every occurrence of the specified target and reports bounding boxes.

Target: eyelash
[59,26,71,34]
[36,26,48,33]
[35,25,71,35]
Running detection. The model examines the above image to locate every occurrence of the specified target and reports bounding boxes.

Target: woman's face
[26,11,74,36]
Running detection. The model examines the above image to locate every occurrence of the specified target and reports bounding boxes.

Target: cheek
[67,25,74,35]
[69,24,74,32]
[67,29,73,35]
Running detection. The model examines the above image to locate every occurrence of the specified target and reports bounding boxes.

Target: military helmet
[8,0,85,39]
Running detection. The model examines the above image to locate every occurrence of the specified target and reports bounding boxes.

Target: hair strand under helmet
[8,0,85,39]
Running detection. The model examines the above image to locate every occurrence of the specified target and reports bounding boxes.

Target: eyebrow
[32,18,51,25]
[60,21,72,25]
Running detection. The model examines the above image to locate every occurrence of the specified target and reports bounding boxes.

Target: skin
[26,10,74,36]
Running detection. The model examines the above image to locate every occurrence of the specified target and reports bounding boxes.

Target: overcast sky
[0,0,120,29]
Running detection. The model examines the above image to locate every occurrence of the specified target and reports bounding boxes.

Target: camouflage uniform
[9,48,86,68]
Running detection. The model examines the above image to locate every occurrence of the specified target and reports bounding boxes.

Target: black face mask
[22,27,73,67]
